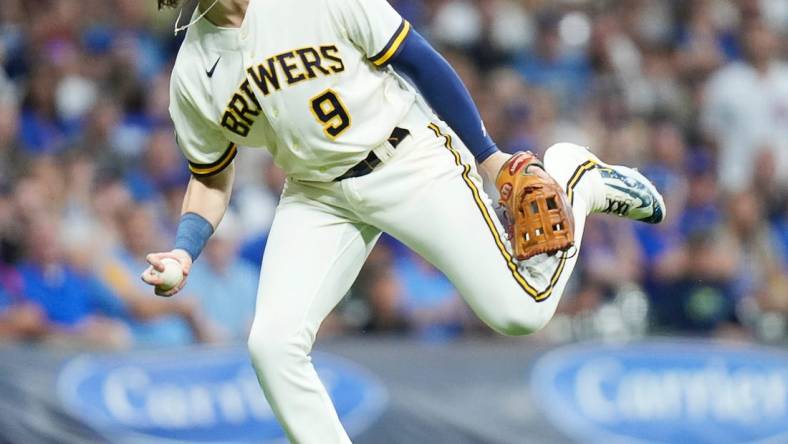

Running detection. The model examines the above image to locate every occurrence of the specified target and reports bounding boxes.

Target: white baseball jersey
[169,0,417,182]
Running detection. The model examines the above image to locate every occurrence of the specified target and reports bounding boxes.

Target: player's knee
[543,142,584,169]
[247,326,277,369]
[493,310,552,337]
[496,320,541,337]
[247,323,303,371]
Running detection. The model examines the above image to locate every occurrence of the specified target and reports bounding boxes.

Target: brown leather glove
[496,151,575,260]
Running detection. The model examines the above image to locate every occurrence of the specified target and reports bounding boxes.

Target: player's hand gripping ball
[142,250,192,297]
[150,257,184,292]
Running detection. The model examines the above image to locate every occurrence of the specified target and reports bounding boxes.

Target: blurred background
[0,0,786,443]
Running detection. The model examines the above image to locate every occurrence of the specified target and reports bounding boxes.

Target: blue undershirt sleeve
[389,30,499,163]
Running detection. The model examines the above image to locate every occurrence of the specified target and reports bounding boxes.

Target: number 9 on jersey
[311,89,351,139]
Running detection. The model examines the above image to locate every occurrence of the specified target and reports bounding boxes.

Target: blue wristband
[174,212,214,260]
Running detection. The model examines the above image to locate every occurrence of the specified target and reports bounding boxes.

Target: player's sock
[543,143,602,216]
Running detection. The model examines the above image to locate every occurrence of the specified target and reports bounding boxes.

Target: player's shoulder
[170,30,212,101]
[169,37,222,133]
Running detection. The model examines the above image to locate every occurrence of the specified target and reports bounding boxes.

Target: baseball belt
[333,126,410,181]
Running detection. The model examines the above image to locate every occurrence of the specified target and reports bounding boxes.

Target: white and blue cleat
[594,163,666,224]
[544,142,666,224]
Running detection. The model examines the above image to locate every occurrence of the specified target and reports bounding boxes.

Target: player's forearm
[182,163,235,227]
[479,151,511,182]
[176,163,235,260]
[390,30,499,163]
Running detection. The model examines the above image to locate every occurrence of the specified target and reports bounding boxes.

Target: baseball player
[142,0,666,442]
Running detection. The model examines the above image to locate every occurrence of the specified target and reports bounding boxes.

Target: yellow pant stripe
[540,160,597,297]
[428,123,596,302]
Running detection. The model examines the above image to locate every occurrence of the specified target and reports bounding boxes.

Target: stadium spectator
[0,294,48,341]
[751,148,786,223]
[124,126,190,202]
[720,190,786,303]
[17,217,130,348]
[649,228,739,335]
[349,241,409,334]
[701,19,788,191]
[580,217,643,291]
[679,152,722,237]
[186,212,259,342]
[394,248,470,340]
[514,12,590,112]
[100,203,216,347]
[0,237,46,342]
[0,93,19,181]
[19,63,69,155]
[237,158,287,266]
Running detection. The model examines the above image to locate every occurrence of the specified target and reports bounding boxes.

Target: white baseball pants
[247,105,596,443]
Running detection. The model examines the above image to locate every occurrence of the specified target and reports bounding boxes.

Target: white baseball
[153,257,184,291]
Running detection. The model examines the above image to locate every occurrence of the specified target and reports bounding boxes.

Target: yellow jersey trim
[188,143,238,177]
[369,20,411,67]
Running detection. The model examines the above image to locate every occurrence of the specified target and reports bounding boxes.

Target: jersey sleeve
[169,76,238,177]
[330,0,411,67]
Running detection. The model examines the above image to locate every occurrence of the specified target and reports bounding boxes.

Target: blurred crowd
[0,0,785,349]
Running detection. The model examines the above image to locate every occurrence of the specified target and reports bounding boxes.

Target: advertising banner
[531,340,788,444]
[57,347,387,443]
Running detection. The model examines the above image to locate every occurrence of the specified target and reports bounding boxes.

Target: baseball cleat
[543,143,665,224]
[593,163,665,224]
